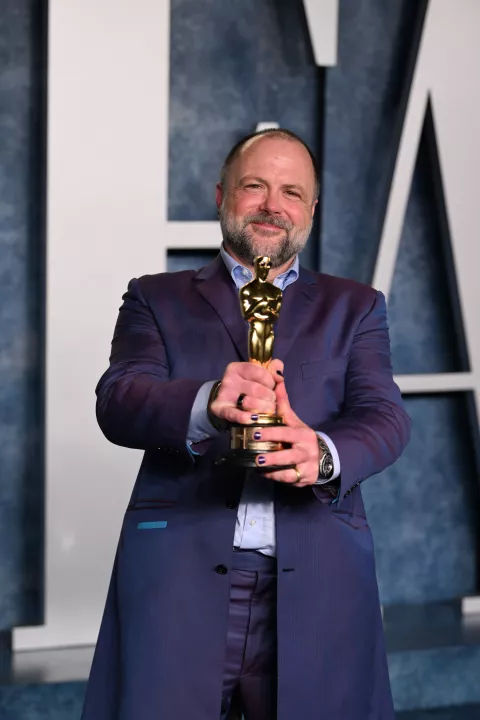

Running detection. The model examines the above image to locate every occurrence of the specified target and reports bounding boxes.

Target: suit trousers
[220,550,278,720]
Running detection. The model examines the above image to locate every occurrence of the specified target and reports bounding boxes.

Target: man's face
[217,136,318,269]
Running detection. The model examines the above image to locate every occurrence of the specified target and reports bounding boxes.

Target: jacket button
[215,564,228,575]
[226,502,237,509]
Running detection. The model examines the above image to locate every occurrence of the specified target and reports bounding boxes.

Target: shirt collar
[220,243,299,286]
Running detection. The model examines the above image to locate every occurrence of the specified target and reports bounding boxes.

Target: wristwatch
[316,435,334,481]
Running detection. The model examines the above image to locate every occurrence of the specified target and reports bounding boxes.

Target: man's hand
[254,361,321,487]
[209,360,284,427]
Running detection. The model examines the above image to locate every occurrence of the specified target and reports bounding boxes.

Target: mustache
[243,212,292,232]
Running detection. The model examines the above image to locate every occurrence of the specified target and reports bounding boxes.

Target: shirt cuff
[314,431,341,485]
[186,380,219,456]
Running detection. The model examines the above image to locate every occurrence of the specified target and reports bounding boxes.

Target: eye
[245,183,262,190]
[285,189,301,198]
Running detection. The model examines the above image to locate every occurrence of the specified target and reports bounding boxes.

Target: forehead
[232,135,315,185]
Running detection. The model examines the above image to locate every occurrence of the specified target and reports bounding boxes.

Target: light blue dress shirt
[187,245,340,556]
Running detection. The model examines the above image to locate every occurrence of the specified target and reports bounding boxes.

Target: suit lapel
[194,255,249,361]
[194,255,317,364]
[272,266,317,361]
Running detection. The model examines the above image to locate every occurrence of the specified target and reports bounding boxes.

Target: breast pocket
[298,356,349,425]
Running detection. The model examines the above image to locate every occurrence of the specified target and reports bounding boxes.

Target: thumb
[274,377,302,427]
[268,358,284,377]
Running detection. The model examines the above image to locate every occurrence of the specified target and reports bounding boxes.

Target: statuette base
[215,413,293,470]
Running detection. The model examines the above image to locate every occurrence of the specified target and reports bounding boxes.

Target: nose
[259,188,282,215]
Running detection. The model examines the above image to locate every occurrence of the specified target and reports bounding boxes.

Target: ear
[216,183,224,212]
[311,198,318,218]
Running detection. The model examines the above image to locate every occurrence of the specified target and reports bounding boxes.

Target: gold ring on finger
[293,466,301,484]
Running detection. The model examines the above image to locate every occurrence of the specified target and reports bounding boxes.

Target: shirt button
[249,519,256,526]
[215,564,228,575]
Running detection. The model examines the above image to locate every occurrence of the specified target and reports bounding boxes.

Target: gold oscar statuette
[220,255,290,469]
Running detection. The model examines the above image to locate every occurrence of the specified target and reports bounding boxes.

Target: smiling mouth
[251,222,284,232]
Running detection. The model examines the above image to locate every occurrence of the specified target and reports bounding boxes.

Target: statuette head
[254,256,271,280]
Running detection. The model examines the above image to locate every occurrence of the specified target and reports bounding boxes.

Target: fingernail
[257,456,266,465]
[276,370,283,376]
[251,414,259,421]
[253,431,262,440]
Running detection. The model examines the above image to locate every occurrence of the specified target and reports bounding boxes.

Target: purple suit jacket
[82,254,411,720]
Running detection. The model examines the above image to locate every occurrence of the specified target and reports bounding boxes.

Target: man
[81,128,411,720]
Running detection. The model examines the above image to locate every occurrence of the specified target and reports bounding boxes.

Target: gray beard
[219,209,312,268]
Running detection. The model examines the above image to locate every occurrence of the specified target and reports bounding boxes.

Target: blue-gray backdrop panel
[0,0,45,631]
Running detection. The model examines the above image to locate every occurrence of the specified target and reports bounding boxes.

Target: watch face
[321,453,334,479]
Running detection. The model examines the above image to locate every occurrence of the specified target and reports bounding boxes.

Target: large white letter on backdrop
[15,0,220,651]
[373,0,480,430]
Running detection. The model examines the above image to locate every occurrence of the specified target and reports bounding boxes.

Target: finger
[252,426,311,446]
[229,394,276,415]
[275,381,305,428]
[267,358,285,382]
[274,378,292,417]
[218,407,268,426]
[242,380,276,405]
[255,447,305,469]
[234,362,276,389]
[261,466,311,487]
[215,381,276,411]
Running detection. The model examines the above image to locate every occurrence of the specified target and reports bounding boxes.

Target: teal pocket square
[137,521,168,530]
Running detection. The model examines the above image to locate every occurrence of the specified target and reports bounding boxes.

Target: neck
[223,244,296,281]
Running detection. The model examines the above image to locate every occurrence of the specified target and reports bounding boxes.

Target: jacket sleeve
[95,278,207,454]
[314,290,411,507]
